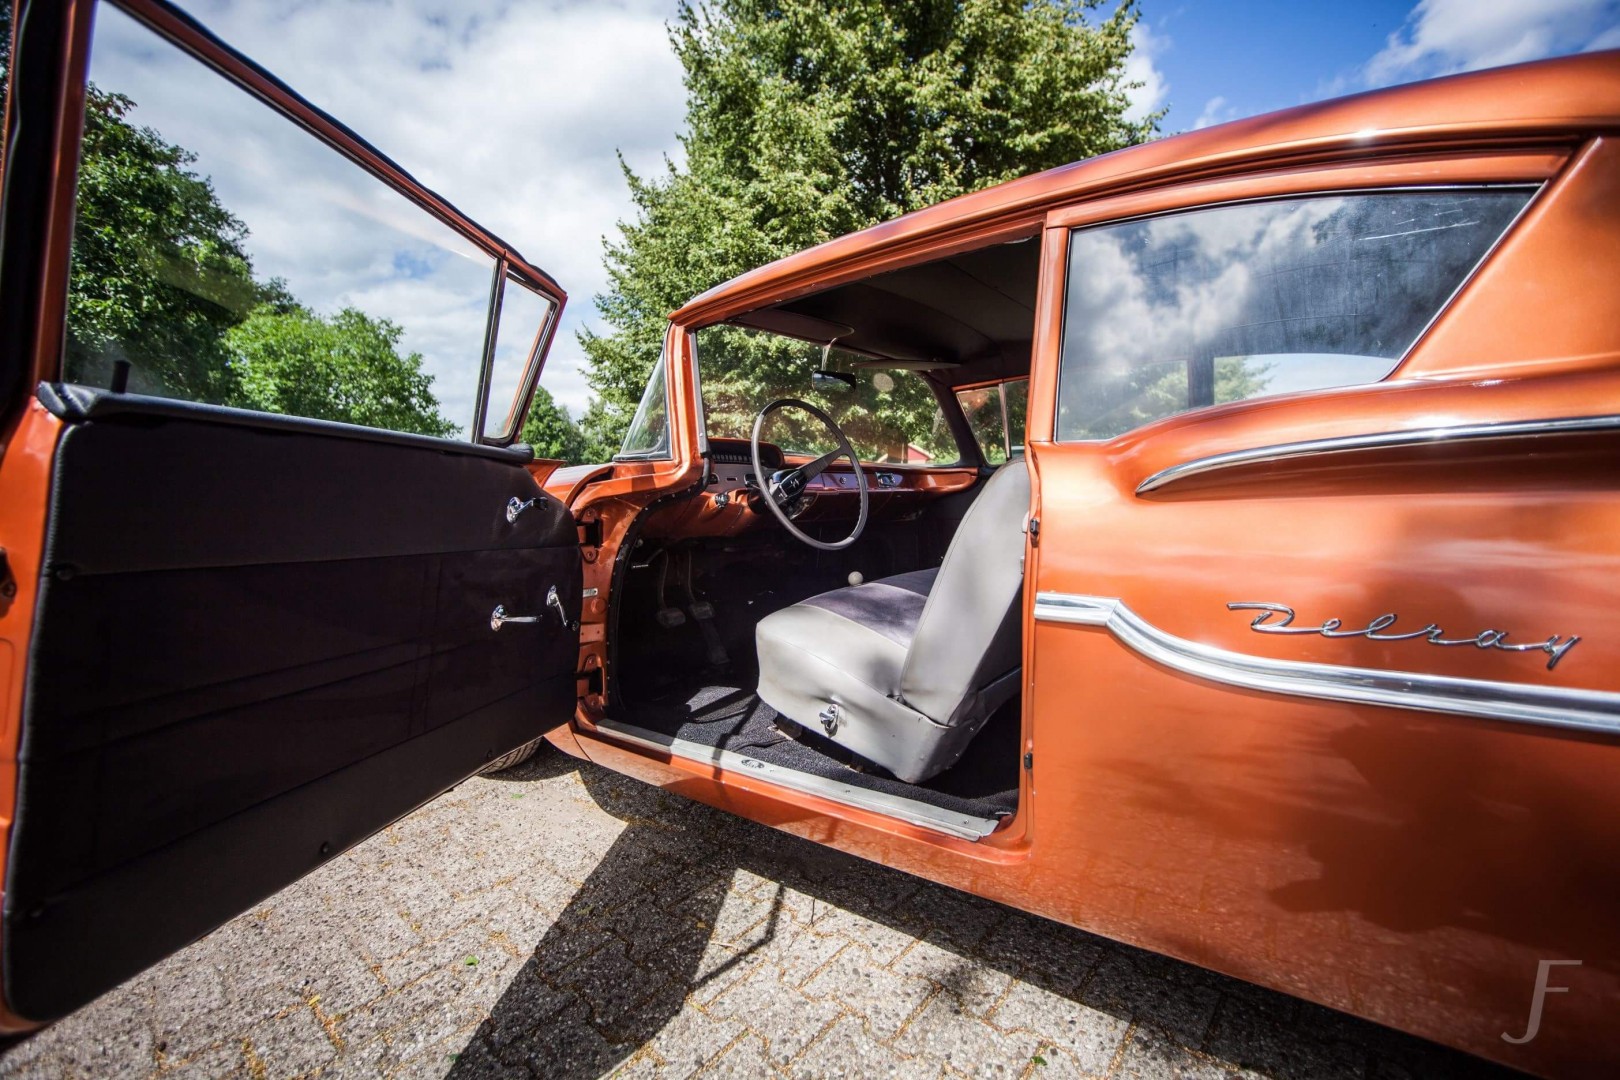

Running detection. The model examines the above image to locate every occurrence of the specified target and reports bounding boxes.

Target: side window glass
[1056,190,1532,441]
[957,385,1007,464]
[482,276,557,441]
[65,4,505,440]
[956,378,1028,464]
[1004,378,1028,456]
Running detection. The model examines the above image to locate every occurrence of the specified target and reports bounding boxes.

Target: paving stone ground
[0,745,1519,1080]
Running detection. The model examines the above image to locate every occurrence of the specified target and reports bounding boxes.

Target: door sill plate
[589,718,1001,842]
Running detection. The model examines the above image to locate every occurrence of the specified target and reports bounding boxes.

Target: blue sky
[1141,0,1620,133]
[1146,1,1421,131]
[145,0,1619,420]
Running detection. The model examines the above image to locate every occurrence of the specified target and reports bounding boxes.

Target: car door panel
[5,389,581,1022]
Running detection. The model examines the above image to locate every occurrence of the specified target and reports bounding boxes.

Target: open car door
[0,0,581,1024]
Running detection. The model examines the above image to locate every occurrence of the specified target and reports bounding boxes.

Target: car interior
[600,235,1042,833]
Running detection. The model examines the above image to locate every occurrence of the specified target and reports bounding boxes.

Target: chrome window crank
[546,585,580,632]
[489,586,578,633]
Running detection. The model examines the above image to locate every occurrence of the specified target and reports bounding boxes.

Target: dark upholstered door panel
[4,391,581,1021]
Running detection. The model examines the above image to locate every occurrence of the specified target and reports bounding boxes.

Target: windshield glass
[697,325,959,464]
[618,356,671,459]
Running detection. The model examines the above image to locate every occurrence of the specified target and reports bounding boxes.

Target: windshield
[697,325,959,464]
[618,356,671,459]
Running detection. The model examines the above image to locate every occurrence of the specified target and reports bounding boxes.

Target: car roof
[674,49,1620,325]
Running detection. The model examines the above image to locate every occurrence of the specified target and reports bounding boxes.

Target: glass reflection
[1057,190,1531,441]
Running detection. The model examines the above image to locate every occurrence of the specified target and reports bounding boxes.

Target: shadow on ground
[450,744,1521,1079]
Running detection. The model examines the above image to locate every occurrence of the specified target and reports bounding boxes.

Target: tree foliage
[65,88,267,403]
[520,385,599,462]
[582,0,1157,453]
[225,304,457,437]
[21,35,459,438]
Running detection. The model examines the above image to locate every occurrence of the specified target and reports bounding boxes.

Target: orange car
[1,0,1617,1074]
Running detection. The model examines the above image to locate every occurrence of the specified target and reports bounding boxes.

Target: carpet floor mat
[620,679,1019,821]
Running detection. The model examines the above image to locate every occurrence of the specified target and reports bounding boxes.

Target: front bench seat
[754,458,1030,783]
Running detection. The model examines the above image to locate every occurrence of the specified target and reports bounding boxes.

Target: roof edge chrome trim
[1135,414,1620,495]
[1033,591,1620,738]
[589,718,1001,841]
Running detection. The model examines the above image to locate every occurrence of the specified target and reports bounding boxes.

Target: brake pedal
[655,607,687,629]
[687,600,730,666]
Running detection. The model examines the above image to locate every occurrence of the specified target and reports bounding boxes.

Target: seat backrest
[899,457,1029,725]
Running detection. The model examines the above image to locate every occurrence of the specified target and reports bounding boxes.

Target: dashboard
[640,438,977,539]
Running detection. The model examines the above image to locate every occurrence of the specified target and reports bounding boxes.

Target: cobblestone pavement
[0,745,1516,1080]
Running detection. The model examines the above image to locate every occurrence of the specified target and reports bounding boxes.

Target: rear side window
[1056,189,1532,442]
[957,379,1028,464]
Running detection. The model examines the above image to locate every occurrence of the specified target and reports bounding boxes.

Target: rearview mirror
[812,370,855,392]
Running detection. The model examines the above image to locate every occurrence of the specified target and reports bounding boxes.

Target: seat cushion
[757,568,985,784]
[797,568,937,649]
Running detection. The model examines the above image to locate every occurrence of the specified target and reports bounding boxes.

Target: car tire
[478,737,546,775]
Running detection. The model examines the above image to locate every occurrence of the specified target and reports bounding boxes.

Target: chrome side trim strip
[588,718,1001,841]
[1033,592,1620,738]
[1135,414,1620,495]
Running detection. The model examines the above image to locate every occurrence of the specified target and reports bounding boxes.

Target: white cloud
[1192,95,1235,131]
[118,0,691,420]
[1364,0,1620,86]
[1122,23,1169,125]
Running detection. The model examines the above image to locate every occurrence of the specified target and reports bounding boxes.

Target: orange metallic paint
[2,16,1615,1070]
[0,402,64,1033]
[563,55,1620,1076]
[1404,137,1620,381]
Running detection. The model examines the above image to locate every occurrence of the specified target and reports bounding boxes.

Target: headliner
[728,235,1041,388]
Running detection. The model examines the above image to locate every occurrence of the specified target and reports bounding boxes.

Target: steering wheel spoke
[750,399,869,552]
[798,447,845,480]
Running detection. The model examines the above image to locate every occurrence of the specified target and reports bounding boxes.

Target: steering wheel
[749,398,869,551]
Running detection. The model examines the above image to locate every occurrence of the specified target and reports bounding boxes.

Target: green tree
[29,55,459,438]
[225,305,457,437]
[520,385,592,462]
[65,87,266,403]
[573,397,624,464]
[582,0,1158,451]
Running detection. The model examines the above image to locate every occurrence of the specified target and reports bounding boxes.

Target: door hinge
[577,515,603,548]
[1023,751,1033,771]
[0,548,15,613]
[1027,518,1040,546]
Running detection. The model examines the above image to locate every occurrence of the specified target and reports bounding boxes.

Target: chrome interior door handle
[506,496,538,523]
[489,604,540,631]
[490,587,578,633]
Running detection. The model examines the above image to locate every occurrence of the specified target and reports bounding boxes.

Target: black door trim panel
[6,397,580,1021]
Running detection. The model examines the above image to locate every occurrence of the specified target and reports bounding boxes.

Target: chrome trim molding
[1033,592,1620,738]
[1136,414,1620,495]
[589,718,1001,841]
